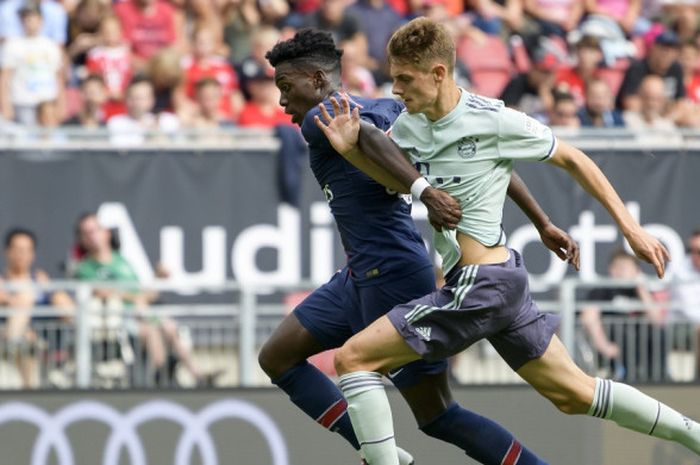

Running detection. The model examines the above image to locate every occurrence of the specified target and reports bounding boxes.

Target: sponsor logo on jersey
[322,184,334,203]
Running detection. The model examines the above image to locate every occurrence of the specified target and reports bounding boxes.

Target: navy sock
[273,361,360,450]
[420,403,548,465]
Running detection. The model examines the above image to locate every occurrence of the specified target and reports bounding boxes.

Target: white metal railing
[1,127,700,151]
[0,277,697,389]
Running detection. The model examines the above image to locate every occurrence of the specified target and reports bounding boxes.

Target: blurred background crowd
[3,0,700,138]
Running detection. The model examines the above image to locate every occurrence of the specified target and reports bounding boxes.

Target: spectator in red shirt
[86,15,132,118]
[680,39,700,104]
[181,77,235,131]
[181,25,244,122]
[554,35,604,107]
[113,0,184,71]
[237,63,292,127]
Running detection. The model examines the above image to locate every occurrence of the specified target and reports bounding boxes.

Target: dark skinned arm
[508,171,580,269]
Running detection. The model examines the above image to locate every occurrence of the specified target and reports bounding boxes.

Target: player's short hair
[265,29,343,75]
[4,227,37,250]
[387,17,455,73]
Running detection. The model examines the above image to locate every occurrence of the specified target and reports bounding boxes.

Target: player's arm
[315,96,462,230]
[547,138,670,277]
[507,171,580,269]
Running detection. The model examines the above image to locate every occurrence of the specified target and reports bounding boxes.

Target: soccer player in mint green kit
[314,17,700,465]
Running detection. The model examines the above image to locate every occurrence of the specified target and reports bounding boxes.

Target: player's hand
[421,187,461,231]
[625,227,670,279]
[314,95,360,155]
[538,222,580,270]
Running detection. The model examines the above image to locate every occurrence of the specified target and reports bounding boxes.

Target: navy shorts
[294,265,448,388]
[387,249,560,371]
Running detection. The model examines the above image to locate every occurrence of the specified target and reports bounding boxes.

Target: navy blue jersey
[301,94,432,286]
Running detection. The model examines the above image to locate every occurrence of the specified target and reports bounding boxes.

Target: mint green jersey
[389,90,557,274]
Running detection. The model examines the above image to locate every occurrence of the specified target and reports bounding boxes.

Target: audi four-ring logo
[0,398,289,465]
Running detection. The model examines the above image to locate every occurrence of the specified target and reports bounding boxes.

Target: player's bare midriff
[456,231,509,266]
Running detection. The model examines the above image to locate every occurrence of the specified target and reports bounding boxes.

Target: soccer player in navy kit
[314,18,700,465]
[259,29,580,465]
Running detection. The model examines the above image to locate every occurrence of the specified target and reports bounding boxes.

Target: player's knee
[547,389,591,415]
[334,342,368,375]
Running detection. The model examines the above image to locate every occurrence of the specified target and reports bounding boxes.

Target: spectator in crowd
[294,0,361,46]
[659,1,700,42]
[236,26,280,100]
[671,229,700,380]
[114,0,185,72]
[63,74,108,128]
[0,0,68,45]
[583,0,643,36]
[548,91,581,127]
[466,0,525,36]
[74,213,210,387]
[340,38,377,98]
[680,39,700,104]
[182,78,235,129]
[0,3,65,126]
[522,0,584,38]
[107,76,179,146]
[181,25,244,123]
[85,15,133,119]
[578,77,625,127]
[623,74,678,131]
[223,0,264,65]
[347,0,404,83]
[616,30,685,116]
[500,40,564,120]
[146,47,187,115]
[554,35,605,108]
[580,249,667,381]
[237,64,292,127]
[0,228,73,389]
[34,100,68,142]
[66,0,110,71]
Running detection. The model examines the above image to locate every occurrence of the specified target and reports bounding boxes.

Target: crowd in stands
[0,0,699,138]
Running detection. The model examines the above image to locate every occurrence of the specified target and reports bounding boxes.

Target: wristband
[410,177,431,199]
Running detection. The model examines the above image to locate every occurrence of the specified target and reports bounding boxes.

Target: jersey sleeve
[496,106,557,161]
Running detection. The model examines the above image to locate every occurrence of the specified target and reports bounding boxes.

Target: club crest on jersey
[323,184,334,203]
[457,137,478,159]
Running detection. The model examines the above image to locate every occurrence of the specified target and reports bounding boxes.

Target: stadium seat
[457,35,513,98]
[597,59,630,97]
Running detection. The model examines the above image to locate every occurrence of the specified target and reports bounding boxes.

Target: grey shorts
[387,249,560,371]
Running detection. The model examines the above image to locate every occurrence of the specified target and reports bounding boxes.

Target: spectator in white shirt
[0,3,65,126]
[107,76,179,146]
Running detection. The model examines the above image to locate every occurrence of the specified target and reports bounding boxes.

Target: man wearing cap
[616,29,686,120]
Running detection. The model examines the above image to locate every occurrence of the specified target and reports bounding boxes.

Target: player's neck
[426,83,461,122]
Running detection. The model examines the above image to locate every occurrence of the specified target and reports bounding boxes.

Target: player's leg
[396,369,548,465]
[336,314,420,465]
[360,271,548,465]
[517,334,700,455]
[258,271,362,450]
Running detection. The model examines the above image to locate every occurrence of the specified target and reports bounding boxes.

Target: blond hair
[387,17,455,73]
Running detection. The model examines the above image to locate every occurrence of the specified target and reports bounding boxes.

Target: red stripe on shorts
[501,440,523,465]
[317,399,348,429]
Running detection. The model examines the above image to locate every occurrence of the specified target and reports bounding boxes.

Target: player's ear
[432,64,448,82]
[313,70,328,90]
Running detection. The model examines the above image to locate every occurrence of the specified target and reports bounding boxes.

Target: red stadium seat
[597,59,629,97]
[457,35,513,98]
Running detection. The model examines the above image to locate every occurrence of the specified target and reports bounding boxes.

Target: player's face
[389,60,439,115]
[274,62,323,126]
